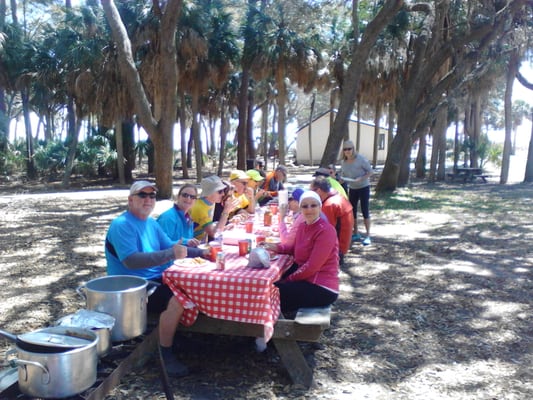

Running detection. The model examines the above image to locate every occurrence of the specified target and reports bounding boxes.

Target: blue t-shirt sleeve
[108,219,140,261]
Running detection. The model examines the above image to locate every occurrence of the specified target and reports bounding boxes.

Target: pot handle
[147,280,160,297]
[76,285,86,300]
[13,358,51,385]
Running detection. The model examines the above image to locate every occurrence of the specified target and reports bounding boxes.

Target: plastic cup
[256,234,266,246]
[238,240,249,256]
[209,241,222,261]
[245,220,254,233]
[278,190,288,206]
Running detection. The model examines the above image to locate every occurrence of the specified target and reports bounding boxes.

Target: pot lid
[18,329,93,349]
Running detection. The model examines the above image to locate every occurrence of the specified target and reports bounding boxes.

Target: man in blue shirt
[105,180,192,377]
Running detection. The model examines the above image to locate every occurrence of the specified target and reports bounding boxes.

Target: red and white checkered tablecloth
[163,244,292,342]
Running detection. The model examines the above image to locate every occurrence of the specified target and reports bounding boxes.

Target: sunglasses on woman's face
[180,193,197,200]
[343,148,353,151]
[135,192,157,199]
[300,203,319,209]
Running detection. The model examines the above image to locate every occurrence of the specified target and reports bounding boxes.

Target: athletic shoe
[362,236,371,246]
[163,357,189,377]
[352,233,362,241]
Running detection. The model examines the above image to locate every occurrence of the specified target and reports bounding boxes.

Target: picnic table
[164,212,331,388]
[447,167,488,183]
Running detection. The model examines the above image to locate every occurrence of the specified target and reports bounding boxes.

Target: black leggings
[275,263,338,313]
[349,185,370,219]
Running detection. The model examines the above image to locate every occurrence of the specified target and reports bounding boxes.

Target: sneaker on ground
[362,236,371,246]
[163,356,189,377]
[352,233,361,241]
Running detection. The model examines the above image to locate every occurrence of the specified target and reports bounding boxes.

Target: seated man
[105,180,201,377]
[259,165,288,206]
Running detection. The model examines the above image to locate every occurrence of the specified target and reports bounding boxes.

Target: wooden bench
[177,306,332,388]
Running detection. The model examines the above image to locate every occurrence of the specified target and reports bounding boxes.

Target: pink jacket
[277,217,339,293]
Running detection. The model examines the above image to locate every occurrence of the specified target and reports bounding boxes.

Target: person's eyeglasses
[135,192,156,199]
[180,193,197,200]
[236,180,248,185]
[343,148,353,151]
[301,203,319,209]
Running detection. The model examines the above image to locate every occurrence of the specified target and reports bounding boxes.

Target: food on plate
[175,257,207,267]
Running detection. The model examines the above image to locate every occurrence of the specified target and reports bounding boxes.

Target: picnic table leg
[156,346,175,400]
[272,338,314,388]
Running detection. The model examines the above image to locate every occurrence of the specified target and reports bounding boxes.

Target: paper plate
[174,258,209,267]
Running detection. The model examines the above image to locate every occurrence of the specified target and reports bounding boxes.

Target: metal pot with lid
[77,275,156,342]
[1,326,98,398]
[0,326,95,353]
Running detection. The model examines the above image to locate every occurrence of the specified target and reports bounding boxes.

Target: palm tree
[101,0,182,198]
[177,0,238,181]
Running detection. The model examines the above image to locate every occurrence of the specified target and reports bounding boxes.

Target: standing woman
[158,184,201,247]
[340,140,373,246]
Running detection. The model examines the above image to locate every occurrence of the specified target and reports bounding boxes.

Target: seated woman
[158,184,201,246]
[264,190,339,314]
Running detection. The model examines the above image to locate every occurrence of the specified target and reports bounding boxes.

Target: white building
[295,110,389,165]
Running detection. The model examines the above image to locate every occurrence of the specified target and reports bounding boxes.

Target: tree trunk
[179,91,189,179]
[115,118,125,184]
[501,50,519,184]
[260,100,268,167]
[525,110,533,183]
[122,119,135,181]
[372,99,381,168]
[217,99,229,176]
[22,89,36,179]
[276,71,287,166]
[307,92,315,167]
[246,87,255,161]
[236,67,250,170]
[415,131,426,178]
[62,97,79,186]
[191,86,203,182]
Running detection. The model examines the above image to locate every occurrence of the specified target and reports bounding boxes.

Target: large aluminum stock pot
[77,275,153,342]
[8,327,98,398]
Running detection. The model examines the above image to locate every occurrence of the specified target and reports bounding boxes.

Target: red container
[238,240,249,256]
[245,220,254,233]
[209,241,222,261]
[256,235,266,245]
[263,211,272,226]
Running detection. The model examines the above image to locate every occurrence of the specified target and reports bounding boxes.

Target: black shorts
[147,279,174,314]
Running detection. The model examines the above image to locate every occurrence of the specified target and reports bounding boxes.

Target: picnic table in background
[447,167,488,183]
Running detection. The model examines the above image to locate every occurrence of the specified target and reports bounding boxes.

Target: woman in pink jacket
[265,190,339,313]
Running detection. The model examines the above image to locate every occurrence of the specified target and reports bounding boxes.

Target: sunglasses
[343,148,353,151]
[218,189,226,194]
[180,193,197,200]
[135,192,156,199]
[301,203,319,209]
